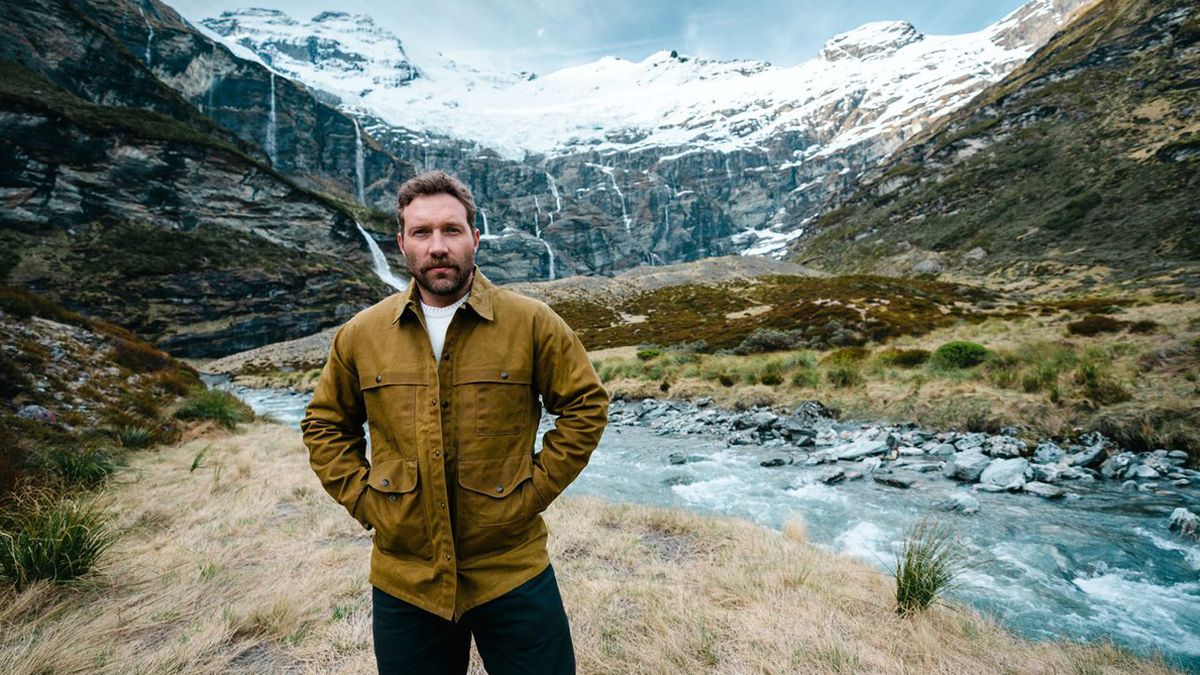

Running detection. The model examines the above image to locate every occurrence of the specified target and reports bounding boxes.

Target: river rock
[930,443,958,457]
[837,439,889,460]
[1023,481,1065,498]
[750,411,779,430]
[1121,480,1139,492]
[874,471,917,489]
[818,468,846,484]
[980,458,1031,490]
[898,446,924,456]
[1100,452,1135,479]
[727,430,758,446]
[1069,445,1106,469]
[937,491,980,514]
[1168,508,1198,539]
[1034,441,1065,464]
[955,433,986,452]
[985,436,1026,458]
[760,457,789,468]
[1031,463,1064,483]
[1128,465,1160,480]
[974,483,1008,493]
[668,453,706,465]
[1168,450,1189,461]
[1174,478,1191,487]
[943,449,991,482]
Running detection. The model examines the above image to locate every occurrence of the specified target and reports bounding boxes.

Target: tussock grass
[36,446,119,487]
[0,489,115,591]
[0,423,1181,673]
[892,517,979,616]
[173,390,254,430]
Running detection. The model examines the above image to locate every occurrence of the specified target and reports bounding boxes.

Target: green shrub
[39,446,119,487]
[1126,320,1159,334]
[636,347,663,361]
[1066,315,1128,336]
[877,348,930,368]
[759,363,784,386]
[930,341,989,370]
[826,363,864,388]
[893,516,977,616]
[668,340,708,353]
[791,368,820,388]
[820,347,871,365]
[1073,362,1131,405]
[733,328,805,355]
[174,389,253,430]
[0,489,115,590]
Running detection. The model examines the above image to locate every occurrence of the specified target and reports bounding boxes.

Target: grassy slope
[788,0,1200,288]
[0,422,1179,674]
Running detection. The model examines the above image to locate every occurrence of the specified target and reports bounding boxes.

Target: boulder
[818,468,846,484]
[942,449,991,482]
[930,443,958,457]
[1127,465,1160,480]
[18,404,56,423]
[873,472,917,489]
[1033,441,1065,465]
[936,492,979,514]
[668,453,707,465]
[1023,481,1065,499]
[1168,508,1198,540]
[760,457,789,468]
[1069,445,1106,469]
[980,458,1031,491]
[836,439,889,460]
[985,436,1026,458]
[1031,463,1064,483]
[1100,452,1135,479]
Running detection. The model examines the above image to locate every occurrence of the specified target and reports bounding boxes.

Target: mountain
[0,0,418,356]
[785,0,1200,288]
[197,1,1089,280]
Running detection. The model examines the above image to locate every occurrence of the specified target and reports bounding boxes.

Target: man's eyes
[411,226,461,236]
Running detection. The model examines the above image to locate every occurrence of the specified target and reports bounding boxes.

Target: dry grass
[0,422,1182,673]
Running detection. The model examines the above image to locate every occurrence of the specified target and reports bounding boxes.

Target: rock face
[0,0,417,356]
[789,0,1200,283]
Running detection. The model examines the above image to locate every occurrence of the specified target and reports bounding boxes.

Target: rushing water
[229,385,1200,670]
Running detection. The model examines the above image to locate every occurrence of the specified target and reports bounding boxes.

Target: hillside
[788,0,1200,289]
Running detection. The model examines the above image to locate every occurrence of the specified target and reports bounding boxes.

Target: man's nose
[428,231,450,254]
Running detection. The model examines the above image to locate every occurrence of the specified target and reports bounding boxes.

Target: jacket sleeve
[301,322,372,529]
[530,303,609,511]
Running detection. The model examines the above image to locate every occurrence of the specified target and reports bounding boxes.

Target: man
[301,171,608,674]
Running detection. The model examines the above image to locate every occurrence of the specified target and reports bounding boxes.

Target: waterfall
[480,209,490,236]
[545,172,562,212]
[604,168,631,234]
[355,222,407,291]
[265,72,277,166]
[352,117,365,205]
[138,2,154,66]
[533,195,543,237]
[538,238,556,281]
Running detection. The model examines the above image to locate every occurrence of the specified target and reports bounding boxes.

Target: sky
[170,0,1030,75]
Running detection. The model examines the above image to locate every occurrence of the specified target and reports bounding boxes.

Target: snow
[196,0,1063,161]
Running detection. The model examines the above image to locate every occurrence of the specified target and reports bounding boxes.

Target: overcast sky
[170,0,1029,74]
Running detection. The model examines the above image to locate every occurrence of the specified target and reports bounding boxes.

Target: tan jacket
[301,269,608,620]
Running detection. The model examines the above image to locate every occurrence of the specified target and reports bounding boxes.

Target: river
[228,384,1200,671]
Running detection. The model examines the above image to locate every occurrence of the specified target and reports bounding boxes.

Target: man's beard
[407,255,472,299]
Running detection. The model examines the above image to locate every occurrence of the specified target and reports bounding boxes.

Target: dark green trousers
[372,564,575,675]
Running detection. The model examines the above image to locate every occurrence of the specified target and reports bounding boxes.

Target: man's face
[398,193,480,307]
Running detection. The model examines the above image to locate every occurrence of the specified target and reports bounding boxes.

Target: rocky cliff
[787,0,1200,288]
[0,0,419,356]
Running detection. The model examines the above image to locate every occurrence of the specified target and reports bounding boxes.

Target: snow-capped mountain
[201,1,1084,161]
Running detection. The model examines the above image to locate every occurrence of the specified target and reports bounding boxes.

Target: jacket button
[381,478,390,487]
[375,374,382,383]
[444,553,451,561]
[495,484,504,493]
[443,353,451,362]
[441,400,449,410]
[439,502,445,509]
[500,371,509,379]
[429,398,436,407]
[388,495,396,502]
[434,450,441,458]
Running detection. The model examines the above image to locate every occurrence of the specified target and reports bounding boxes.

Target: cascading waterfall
[533,195,543,237]
[545,171,562,214]
[479,209,491,236]
[539,238,556,281]
[355,222,407,291]
[265,72,277,166]
[605,168,631,234]
[138,2,154,66]
[352,117,365,204]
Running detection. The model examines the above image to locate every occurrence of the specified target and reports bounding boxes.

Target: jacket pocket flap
[368,459,418,493]
[361,368,424,391]
[458,453,533,498]
[455,367,533,386]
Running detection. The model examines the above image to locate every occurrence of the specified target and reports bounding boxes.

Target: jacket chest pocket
[456,453,538,562]
[363,459,431,560]
[456,368,534,437]
[360,369,423,457]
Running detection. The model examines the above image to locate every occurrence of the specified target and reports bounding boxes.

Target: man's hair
[395,171,477,235]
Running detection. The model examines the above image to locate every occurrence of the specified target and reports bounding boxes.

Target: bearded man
[302,171,608,674]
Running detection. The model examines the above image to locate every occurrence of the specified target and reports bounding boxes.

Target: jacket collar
[392,266,495,325]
